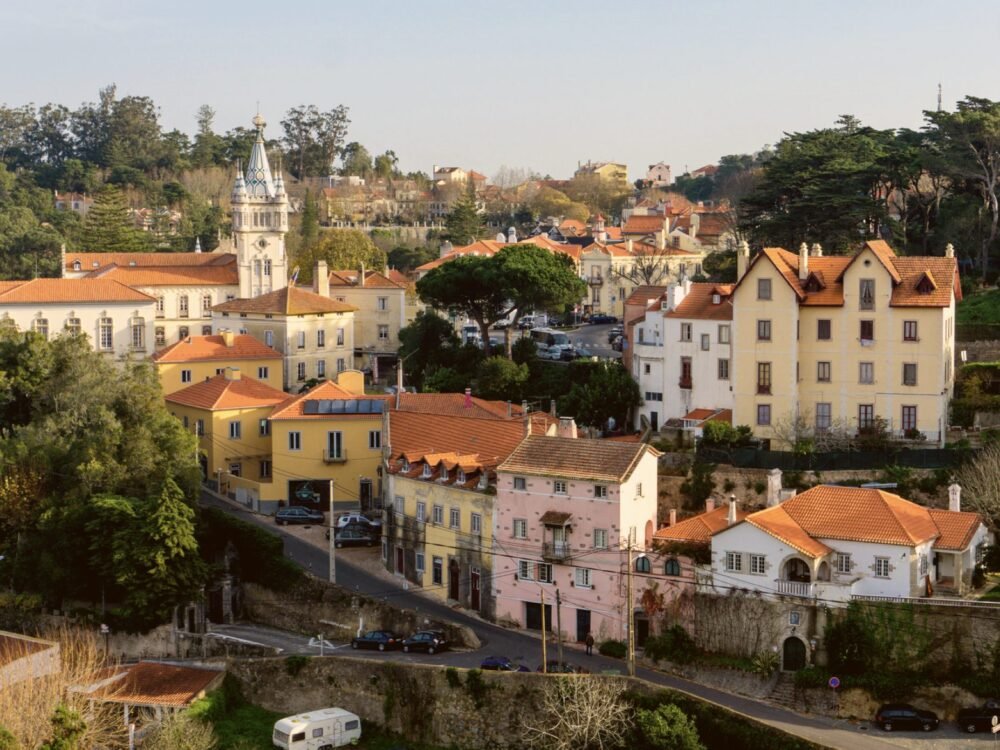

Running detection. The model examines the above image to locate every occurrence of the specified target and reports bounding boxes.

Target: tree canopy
[294,228,387,283]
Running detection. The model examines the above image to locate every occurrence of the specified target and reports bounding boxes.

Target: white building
[645,162,672,187]
[631,279,734,431]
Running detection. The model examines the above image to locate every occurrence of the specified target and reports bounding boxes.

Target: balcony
[542,541,571,561]
[588,275,604,286]
[678,377,692,389]
[775,578,856,603]
[775,579,813,598]
[323,449,348,464]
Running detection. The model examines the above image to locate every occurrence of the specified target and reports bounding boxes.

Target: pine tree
[443,182,484,245]
[77,185,151,252]
[300,189,319,249]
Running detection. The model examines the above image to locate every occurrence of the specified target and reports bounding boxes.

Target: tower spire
[937,82,942,112]
[245,113,274,197]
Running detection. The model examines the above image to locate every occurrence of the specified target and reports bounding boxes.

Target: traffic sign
[828,676,840,689]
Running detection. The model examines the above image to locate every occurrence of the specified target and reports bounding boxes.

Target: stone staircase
[768,672,798,709]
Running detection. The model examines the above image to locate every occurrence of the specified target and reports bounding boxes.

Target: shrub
[680,463,716,508]
[753,481,767,495]
[198,507,305,590]
[750,650,780,678]
[599,640,627,659]
[284,655,309,677]
[644,625,696,665]
[445,667,461,689]
[722,479,736,493]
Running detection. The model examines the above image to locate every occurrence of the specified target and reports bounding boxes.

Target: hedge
[198,506,306,590]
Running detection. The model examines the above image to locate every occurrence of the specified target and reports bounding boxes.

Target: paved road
[201,489,985,750]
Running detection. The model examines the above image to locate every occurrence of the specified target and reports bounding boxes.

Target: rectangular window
[130,319,145,350]
[513,477,526,491]
[717,358,730,380]
[901,405,917,432]
[903,320,918,341]
[378,325,389,341]
[874,556,890,578]
[416,502,426,522]
[229,421,241,439]
[316,359,326,378]
[680,323,692,342]
[337,358,346,372]
[288,431,303,451]
[368,430,381,449]
[179,295,189,318]
[265,330,274,347]
[155,296,164,316]
[471,513,482,534]
[859,278,875,310]
[756,362,771,394]
[594,485,607,499]
[195,419,204,436]
[432,505,444,525]
[644,363,651,375]
[155,327,166,346]
[337,328,345,346]
[902,363,917,386]
[749,554,766,575]
[297,362,306,381]
[449,507,460,529]
[326,431,343,459]
[377,296,388,311]
[757,278,771,300]
[253,366,267,381]
[259,418,269,437]
[858,404,875,430]
[593,528,608,549]
[718,324,730,344]
[860,319,874,342]
[229,462,242,477]
[859,361,874,384]
[98,318,113,350]
[432,557,443,585]
[756,319,771,341]
[575,568,592,588]
[202,325,212,336]
[259,459,271,478]
[817,319,831,340]
[65,317,81,335]
[415,552,425,572]
[817,361,831,382]
[297,331,306,349]
[815,402,831,431]
[537,563,553,583]
[181,369,192,383]
[513,518,527,539]
[317,329,325,348]
[202,294,212,314]
[835,552,852,574]
[700,333,710,351]
[725,551,743,572]
[553,480,567,494]
[518,560,533,580]
[680,356,692,387]
[757,404,771,426]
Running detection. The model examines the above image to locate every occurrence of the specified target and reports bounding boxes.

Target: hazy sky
[3,0,998,181]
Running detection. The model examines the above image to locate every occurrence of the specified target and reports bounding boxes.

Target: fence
[695,446,971,471]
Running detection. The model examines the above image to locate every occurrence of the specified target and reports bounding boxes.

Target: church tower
[232,114,288,298]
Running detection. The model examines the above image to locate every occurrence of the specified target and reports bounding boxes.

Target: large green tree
[397,311,461,390]
[443,190,484,245]
[294,228,386,283]
[635,704,705,750]
[76,185,151,252]
[558,361,640,430]
[281,104,351,179]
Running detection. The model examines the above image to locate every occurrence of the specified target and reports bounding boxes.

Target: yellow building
[574,160,629,189]
[382,410,529,618]
[731,240,959,448]
[268,372,390,513]
[152,331,284,396]
[164,369,288,504]
[212,285,356,391]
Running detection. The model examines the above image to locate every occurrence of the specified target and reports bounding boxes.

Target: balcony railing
[679,377,692,389]
[588,275,604,286]
[775,579,813,598]
[542,541,571,561]
[323,449,348,464]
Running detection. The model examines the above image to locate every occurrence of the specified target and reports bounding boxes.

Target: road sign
[828,676,841,689]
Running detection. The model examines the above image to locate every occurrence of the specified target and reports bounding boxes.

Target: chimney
[669,508,677,527]
[557,416,578,439]
[626,238,634,253]
[226,367,241,381]
[727,496,738,526]
[810,243,823,258]
[655,230,666,251]
[439,240,453,258]
[705,498,715,513]
[221,329,235,347]
[798,242,809,280]
[945,243,955,258]
[549,399,557,418]
[359,261,365,287]
[315,260,329,297]
[737,240,750,280]
[766,468,783,507]
[948,483,961,512]
[464,387,473,408]
[522,400,531,436]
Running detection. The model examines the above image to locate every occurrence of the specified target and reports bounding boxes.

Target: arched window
[635,557,651,574]
[665,558,681,577]
[72,260,81,271]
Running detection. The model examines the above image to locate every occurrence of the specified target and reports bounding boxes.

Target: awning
[539,511,572,526]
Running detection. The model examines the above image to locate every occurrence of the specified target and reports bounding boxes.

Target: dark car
[589,313,617,325]
[274,506,325,525]
[332,526,376,548]
[480,655,531,672]
[957,699,1000,733]
[351,630,402,652]
[536,661,590,674]
[401,630,448,654]
[875,703,939,732]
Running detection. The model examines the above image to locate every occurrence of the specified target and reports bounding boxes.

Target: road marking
[206,632,283,653]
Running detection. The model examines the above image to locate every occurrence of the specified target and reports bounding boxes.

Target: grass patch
[981,583,1000,601]
[957,288,1000,325]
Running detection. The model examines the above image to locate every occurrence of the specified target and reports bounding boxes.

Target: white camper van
[272,707,361,749]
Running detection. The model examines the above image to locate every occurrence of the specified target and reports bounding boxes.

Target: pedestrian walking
[585,632,595,655]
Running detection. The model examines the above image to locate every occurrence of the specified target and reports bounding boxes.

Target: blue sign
[828,676,841,689]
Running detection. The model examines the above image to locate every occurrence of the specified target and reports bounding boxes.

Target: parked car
[351,630,402,651]
[875,703,939,732]
[607,325,624,342]
[275,506,325,525]
[541,346,564,361]
[332,526,376,548]
[574,346,595,359]
[401,630,448,654]
[480,655,531,672]
[957,699,1000,733]
[536,661,590,674]
[589,313,617,325]
[611,335,624,351]
[336,513,382,531]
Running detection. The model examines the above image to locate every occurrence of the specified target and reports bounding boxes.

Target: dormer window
[438,464,448,482]
[711,293,721,305]
[916,272,937,294]
[401,459,410,472]
[72,260,81,271]
[421,464,432,479]
[457,469,466,483]
[478,473,489,489]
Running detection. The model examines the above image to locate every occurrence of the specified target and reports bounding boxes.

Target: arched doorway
[783,558,811,582]
[782,637,807,671]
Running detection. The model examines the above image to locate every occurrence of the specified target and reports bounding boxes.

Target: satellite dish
[496,232,506,242]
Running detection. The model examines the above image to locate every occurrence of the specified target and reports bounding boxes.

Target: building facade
[152,332,284,396]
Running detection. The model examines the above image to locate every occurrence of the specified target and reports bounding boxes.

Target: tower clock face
[257,238,268,249]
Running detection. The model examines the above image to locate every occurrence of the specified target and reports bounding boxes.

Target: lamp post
[100,623,110,663]
[328,479,336,584]
[625,527,646,678]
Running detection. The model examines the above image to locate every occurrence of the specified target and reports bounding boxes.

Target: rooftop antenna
[937,83,942,112]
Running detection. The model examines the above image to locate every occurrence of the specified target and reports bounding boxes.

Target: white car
[336,513,382,530]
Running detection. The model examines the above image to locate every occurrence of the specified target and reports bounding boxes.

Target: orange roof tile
[625,285,669,306]
[622,214,667,235]
[86,264,237,286]
[654,505,750,545]
[499,435,657,483]
[747,504,834,558]
[388,411,526,470]
[212,286,356,315]
[328,269,406,289]
[152,334,282,363]
[269,380,390,420]
[394,392,557,427]
[605,227,623,240]
[66,252,234,271]
[888,256,960,307]
[665,282,733,321]
[91,662,223,708]
[0,278,155,304]
[683,408,715,421]
[165,374,289,410]
[927,509,983,551]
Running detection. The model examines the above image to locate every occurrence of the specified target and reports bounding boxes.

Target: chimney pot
[798,242,809,280]
[464,387,473,408]
[221,330,235,347]
[948,483,961,512]
[737,240,750,281]
[727,496,737,526]
[945,243,955,258]
[669,508,677,526]
[705,498,715,513]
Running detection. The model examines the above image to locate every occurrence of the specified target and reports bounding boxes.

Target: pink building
[493,434,661,644]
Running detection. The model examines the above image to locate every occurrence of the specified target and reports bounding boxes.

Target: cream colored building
[731,241,960,448]
[152,331,284,396]
[212,286,356,391]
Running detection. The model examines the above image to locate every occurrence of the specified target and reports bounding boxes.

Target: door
[395,546,404,575]
[552,526,567,557]
[782,637,807,671]
[650,411,659,431]
[636,616,650,647]
[576,609,591,643]
[470,568,481,611]
[524,602,553,631]
[359,479,373,510]
[448,559,460,601]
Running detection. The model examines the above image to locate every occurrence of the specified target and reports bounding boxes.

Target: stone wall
[241,580,480,649]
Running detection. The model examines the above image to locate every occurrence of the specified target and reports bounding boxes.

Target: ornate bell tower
[232,114,288,298]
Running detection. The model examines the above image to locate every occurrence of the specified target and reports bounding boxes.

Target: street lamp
[99,623,110,662]
[625,527,645,678]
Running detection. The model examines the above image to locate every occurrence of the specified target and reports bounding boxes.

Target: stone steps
[768,673,799,708]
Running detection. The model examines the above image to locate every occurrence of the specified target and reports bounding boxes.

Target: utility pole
[328,479,337,584]
[556,588,564,667]
[626,527,635,677]
[540,589,547,673]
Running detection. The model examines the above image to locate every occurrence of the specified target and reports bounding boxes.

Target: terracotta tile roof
[605,227,623,240]
[605,434,642,442]
[559,219,586,234]
[386,268,411,285]
[498,435,657,483]
[622,215,666,235]
[388,411,526,470]
[65,251,235,272]
[707,409,732,424]
[927,509,983,551]
[152,334,282,363]
[86,264,238,286]
[664,282,734,321]
[165,373,289,410]
[0,632,55,668]
[0,278,155,304]
[654,505,749,545]
[269,380,390,420]
[212,286,357,315]
[625,285,669,306]
[888,256,961,306]
[683,408,716,421]
[328,269,406,289]
[636,241,702,258]
[747,504,834,558]
[393,392,558,430]
[694,213,729,237]
[91,662,223,708]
